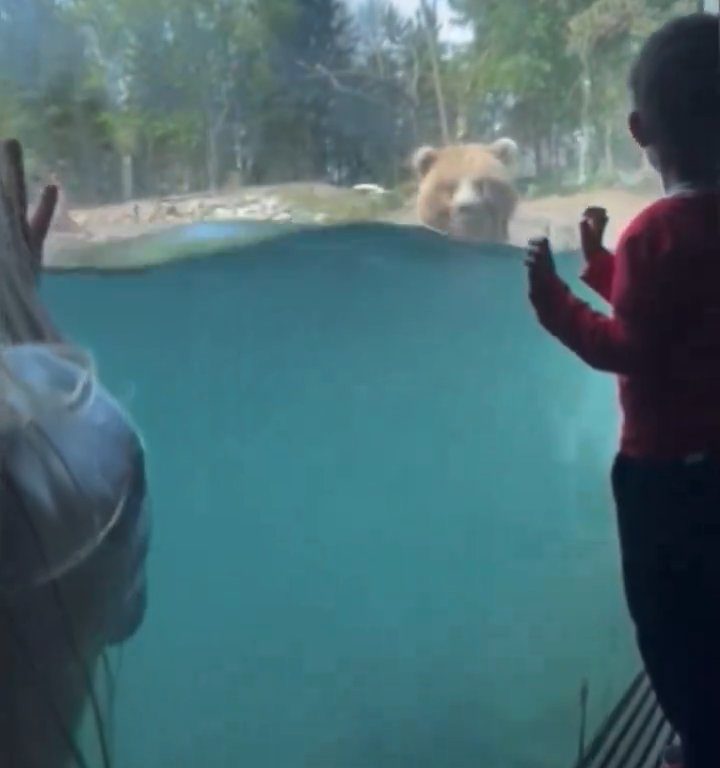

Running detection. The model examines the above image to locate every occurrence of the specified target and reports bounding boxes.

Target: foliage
[0,0,699,203]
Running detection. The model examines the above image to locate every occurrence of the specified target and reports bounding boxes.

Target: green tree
[449,0,592,177]
[264,0,356,178]
[0,0,113,199]
[567,0,697,182]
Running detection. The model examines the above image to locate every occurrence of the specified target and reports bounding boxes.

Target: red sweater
[529,191,720,459]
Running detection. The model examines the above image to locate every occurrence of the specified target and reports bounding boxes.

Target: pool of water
[43,223,638,768]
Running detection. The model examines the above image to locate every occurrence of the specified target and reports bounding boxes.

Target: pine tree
[270,0,356,177]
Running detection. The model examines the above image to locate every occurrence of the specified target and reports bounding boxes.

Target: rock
[148,202,165,222]
[353,183,387,195]
[210,206,237,220]
[164,204,181,218]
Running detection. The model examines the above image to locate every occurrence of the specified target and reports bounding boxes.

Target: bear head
[412,139,519,243]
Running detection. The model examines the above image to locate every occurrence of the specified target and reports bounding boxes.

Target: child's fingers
[582,207,608,228]
[527,239,548,258]
[583,206,607,218]
[528,236,550,254]
[525,248,539,265]
[525,239,554,276]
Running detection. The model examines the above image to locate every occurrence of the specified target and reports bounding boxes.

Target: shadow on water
[42,223,638,768]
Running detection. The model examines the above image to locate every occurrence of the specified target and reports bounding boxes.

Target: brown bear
[412,139,519,243]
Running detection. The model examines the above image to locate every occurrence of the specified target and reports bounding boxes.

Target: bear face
[412,139,519,243]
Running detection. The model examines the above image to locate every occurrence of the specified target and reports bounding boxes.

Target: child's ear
[628,111,650,148]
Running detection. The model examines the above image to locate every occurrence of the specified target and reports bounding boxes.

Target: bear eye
[439,181,457,196]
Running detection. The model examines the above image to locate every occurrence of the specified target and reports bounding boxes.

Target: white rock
[353,183,386,194]
[210,207,237,220]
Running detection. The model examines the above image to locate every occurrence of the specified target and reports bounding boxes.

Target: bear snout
[455,199,482,215]
[452,179,483,213]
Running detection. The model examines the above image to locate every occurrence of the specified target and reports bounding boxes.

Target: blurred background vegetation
[0,0,698,205]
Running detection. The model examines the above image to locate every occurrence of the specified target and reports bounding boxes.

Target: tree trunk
[533,133,545,178]
[549,126,560,177]
[206,121,219,192]
[233,125,247,185]
[455,106,468,142]
[374,48,385,79]
[207,100,231,191]
[72,100,94,201]
[146,138,155,195]
[420,0,450,145]
[577,61,592,185]
[121,154,134,202]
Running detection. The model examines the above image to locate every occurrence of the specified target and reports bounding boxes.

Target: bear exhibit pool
[43,223,639,768]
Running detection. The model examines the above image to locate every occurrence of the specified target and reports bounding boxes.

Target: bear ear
[411,146,439,178]
[489,137,519,167]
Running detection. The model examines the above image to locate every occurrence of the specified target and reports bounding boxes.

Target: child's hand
[579,207,608,263]
[525,237,556,283]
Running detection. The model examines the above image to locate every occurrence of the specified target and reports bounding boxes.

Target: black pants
[612,453,720,768]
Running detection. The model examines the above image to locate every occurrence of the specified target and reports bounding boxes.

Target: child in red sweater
[526,13,719,768]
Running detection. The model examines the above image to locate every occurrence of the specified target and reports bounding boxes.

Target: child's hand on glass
[579,207,608,263]
[525,236,556,284]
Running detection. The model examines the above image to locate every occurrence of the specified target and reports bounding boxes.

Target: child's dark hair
[629,12,719,170]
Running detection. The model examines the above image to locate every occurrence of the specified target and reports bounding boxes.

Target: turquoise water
[43,224,638,768]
